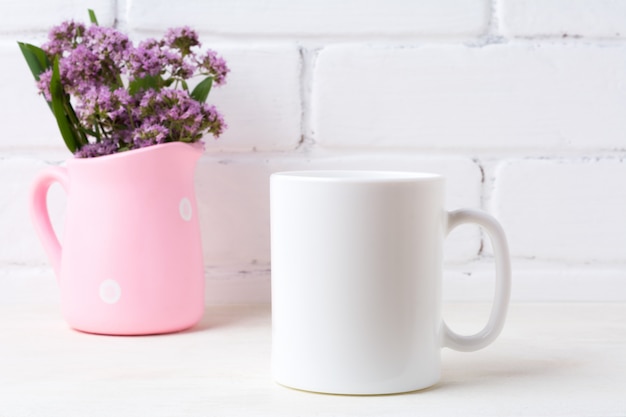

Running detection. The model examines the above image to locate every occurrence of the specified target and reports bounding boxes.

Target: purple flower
[74,139,118,158]
[134,88,226,143]
[129,39,166,80]
[164,27,200,54]
[28,13,229,158]
[166,50,196,80]
[139,89,198,139]
[59,44,103,94]
[77,86,132,126]
[132,123,169,148]
[200,103,227,138]
[84,25,130,64]
[42,20,86,56]
[112,88,133,108]
[37,69,53,101]
[198,50,229,86]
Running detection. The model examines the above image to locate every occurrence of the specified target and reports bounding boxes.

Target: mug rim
[271,170,443,183]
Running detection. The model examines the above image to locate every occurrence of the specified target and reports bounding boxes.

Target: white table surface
[1,302,625,417]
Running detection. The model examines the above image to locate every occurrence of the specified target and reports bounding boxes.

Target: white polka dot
[179,197,192,221]
[99,279,121,304]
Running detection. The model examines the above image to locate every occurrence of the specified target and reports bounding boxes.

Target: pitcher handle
[30,166,69,280]
[442,209,512,352]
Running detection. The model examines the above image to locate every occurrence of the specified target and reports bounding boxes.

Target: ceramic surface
[270,171,511,395]
[30,142,205,335]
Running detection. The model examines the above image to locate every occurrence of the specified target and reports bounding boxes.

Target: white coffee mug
[270,171,511,395]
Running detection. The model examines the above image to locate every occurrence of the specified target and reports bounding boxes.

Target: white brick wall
[0,0,115,33]
[127,0,490,38]
[1,0,625,303]
[203,45,302,152]
[1,42,63,149]
[492,158,626,262]
[313,44,626,150]
[499,0,626,38]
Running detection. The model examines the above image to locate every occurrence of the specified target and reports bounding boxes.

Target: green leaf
[79,126,99,137]
[50,57,78,153]
[17,42,50,81]
[88,9,99,25]
[20,44,85,152]
[191,76,214,103]
[129,74,161,95]
[63,98,88,146]
[18,42,53,113]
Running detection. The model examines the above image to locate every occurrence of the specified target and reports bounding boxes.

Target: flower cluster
[21,11,228,157]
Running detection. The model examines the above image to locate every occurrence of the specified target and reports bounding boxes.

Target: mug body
[270,171,446,394]
[59,143,204,335]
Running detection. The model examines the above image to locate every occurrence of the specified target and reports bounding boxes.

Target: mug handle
[30,166,69,280]
[442,209,512,352]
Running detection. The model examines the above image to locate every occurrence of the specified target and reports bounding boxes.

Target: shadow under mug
[270,170,511,395]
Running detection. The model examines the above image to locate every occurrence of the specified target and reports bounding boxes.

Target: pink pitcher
[30,142,205,335]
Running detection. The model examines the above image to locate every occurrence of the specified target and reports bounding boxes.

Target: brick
[0,43,65,150]
[0,156,67,266]
[312,44,626,150]
[491,158,626,262]
[444,264,626,302]
[0,1,115,33]
[128,0,489,38]
[196,153,483,269]
[195,155,273,268]
[205,269,271,305]
[203,46,302,151]
[499,0,626,38]
[0,267,59,306]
